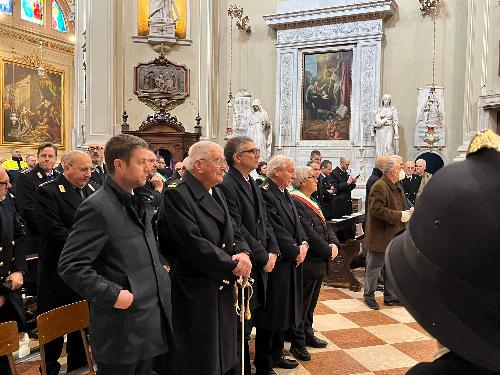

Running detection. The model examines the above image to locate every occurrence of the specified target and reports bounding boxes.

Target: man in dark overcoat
[219,136,279,375]
[35,150,99,375]
[363,156,408,310]
[158,141,252,375]
[330,156,357,219]
[0,167,28,374]
[58,134,173,375]
[86,142,107,186]
[16,143,58,254]
[317,160,336,220]
[401,160,422,205]
[257,155,308,375]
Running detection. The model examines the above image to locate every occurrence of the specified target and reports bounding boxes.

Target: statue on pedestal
[230,89,252,138]
[148,0,179,42]
[248,99,272,161]
[372,94,399,156]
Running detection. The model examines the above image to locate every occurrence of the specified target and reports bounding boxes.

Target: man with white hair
[159,141,252,375]
[415,158,432,201]
[363,156,409,310]
[401,160,422,205]
[256,155,307,374]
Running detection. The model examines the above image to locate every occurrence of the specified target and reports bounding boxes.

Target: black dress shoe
[384,300,403,306]
[305,335,328,348]
[271,356,299,369]
[364,298,380,310]
[289,346,311,361]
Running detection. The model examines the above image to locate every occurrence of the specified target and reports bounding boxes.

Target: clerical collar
[208,188,213,195]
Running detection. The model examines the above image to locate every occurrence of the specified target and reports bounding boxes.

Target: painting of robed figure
[302,50,352,141]
[1,59,64,146]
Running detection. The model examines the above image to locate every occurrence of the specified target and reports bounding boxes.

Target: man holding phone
[331,156,358,241]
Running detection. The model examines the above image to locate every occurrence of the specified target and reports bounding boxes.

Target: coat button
[233,243,236,246]
[219,286,223,290]
[11,241,15,245]
[0,247,2,252]
[0,262,3,267]
[222,244,226,249]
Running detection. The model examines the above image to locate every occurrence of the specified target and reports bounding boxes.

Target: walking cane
[234,276,254,375]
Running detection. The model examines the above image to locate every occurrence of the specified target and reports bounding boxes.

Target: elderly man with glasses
[86,142,107,186]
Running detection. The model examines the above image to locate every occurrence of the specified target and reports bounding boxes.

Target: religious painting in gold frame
[301,50,353,141]
[137,0,188,39]
[1,57,64,147]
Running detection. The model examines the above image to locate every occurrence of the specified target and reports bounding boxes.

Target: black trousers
[290,278,323,348]
[253,329,284,373]
[97,358,152,375]
[42,331,87,375]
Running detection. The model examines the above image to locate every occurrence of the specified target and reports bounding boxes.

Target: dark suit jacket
[407,352,498,375]
[331,166,356,218]
[318,173,336,220]
[58,177,173,365]
[90,164,107,186]
[292,197,339,280]
[219,167,279,308]
[259,178,306,329]
[0,193,28,328]
[365,167,383,213]
[401,173,422,205]
[16,164,58,236]
[34,174,99,313]
[159,170,249,375]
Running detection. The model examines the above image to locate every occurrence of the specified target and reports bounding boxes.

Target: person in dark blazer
[317,160,336,220]
[401,160,422,205]
[16,143,59,254]
[0,167,28,374]
[87,142,107,186]
[289,167,339,361]
[58,135,173,375]
[330,156,357,219]
[257,155,308,374]
[219,136,279,375]
[158,141,252,375]
[34,151,99,375]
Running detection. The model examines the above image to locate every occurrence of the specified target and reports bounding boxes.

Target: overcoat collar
[54,174,84,210]
[228,167,256,206]
[184,170,225,224]
[267,178,297,226]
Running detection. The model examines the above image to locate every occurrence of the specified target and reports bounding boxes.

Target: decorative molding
[11,52,57,71]
[360,46,377,144]
[277,19,382,44]
[278,52,294,140]
[139,108,185,132]
[0,24,74,55]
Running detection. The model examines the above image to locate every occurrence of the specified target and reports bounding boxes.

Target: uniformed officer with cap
[386,129,500,374]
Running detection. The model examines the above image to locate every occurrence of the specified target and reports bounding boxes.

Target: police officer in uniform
[0,166,28,374]
[34,150,99,375]
[16,143,58,254]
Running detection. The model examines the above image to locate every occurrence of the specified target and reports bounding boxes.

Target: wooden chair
[0,321,19,375]
[36,301,95,375]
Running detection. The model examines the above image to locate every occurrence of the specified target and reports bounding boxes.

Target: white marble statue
[149,0,178,22]
[231,89,252,138]
[248,99,273,161]
[372,94,399,156]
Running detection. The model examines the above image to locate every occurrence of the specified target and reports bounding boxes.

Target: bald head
[375,156,390,171]
[64,151,93,188]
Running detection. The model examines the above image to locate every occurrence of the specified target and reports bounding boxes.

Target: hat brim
[385,229,500,372]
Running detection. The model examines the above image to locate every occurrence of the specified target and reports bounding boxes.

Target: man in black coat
[258,155,308,374]
[317,160,336,220]
[58,135,173,375]
[331,156,357,219]
[16,143,58,254]
[401,160,422,205]
[365,156,389,213]
[34,150,99,375]
[87,142,107,186]
[0,167,28,374]
[219,136,279,375]
[158,141,252,375]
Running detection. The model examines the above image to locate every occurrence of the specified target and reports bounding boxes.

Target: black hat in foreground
[385,129,500,372]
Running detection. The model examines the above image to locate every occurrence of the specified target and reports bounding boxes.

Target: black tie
[284,191,293,207]
[76,188,85,200]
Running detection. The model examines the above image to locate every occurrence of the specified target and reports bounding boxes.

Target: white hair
[415,158,426,167]
[267,155,294,177]
[291,166,311,189]
[383,155,403,175]
[185,141,223,171]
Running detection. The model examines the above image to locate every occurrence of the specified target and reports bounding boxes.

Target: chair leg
[8,354,17,375]
[40,345,47,375]
[80,329,94,372]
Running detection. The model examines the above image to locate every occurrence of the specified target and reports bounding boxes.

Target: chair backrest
[37,300,94,375]
[0,321,19,375]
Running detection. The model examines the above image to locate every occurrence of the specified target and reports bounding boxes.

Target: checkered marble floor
[268,281,437,375]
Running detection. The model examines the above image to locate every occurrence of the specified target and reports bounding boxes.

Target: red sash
[290,192,326,223]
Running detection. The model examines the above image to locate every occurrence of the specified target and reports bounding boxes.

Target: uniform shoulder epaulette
[20,168,30,174]
[261,182,270,191]
[467,129,500,156]
[38,179,55,187]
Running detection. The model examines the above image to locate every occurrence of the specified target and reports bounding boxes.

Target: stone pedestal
[148,20,177,44]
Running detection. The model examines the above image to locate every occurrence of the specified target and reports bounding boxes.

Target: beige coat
[363,175,406,253]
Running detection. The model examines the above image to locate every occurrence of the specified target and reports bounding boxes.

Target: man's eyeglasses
[88,146,104,152]
[0,180,10,185]
[239,148,261,156]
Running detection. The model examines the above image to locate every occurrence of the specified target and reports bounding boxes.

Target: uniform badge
[167,182,177,188]
[88,184,95,192]
[58,185,66,193]
[37,172,43,179]
[261,183,270,191]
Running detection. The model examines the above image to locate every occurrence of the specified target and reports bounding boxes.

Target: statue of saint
[372,94,399,156]
[149,0,179,22]
[248,99,272,161]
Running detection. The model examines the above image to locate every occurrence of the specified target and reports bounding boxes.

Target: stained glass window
[21,0,44,25]
[51,1,67,32]
[0,0,13,14]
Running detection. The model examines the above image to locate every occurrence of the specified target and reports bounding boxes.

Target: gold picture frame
[1,55,64,147]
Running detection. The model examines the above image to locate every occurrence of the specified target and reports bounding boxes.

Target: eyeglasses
[88,146,104,152]
[0,180,10,185]
[239,148,261,156]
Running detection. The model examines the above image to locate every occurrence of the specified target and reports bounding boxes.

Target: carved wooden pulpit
[121,108,201,163]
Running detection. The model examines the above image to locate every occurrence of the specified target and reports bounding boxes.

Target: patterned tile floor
[15,272,437,375]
